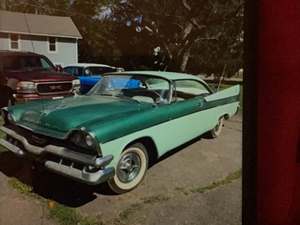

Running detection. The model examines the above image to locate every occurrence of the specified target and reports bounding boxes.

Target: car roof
[108,71,206,82]
[64,63,115,68]
[0,50,40,57]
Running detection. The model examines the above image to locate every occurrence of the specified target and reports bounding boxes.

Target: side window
[174,80,210,101]
[74,67,83,76]
[10,34,20,50]
[48,37,57,52]
[40,57,54,70]
[64,67,82,76]
[64,67,74,75]
[146,78,169,91]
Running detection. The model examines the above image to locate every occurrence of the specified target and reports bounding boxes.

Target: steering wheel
[122,89,162,103]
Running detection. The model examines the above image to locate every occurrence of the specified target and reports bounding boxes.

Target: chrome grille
[5,124,99,156]
[36,82,73,95]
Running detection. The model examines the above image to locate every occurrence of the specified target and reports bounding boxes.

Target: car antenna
[217,64,227,91]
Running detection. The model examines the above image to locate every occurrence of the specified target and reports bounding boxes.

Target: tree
[4,0,70,15]
[3,0,243,76]
[112,0,243,75]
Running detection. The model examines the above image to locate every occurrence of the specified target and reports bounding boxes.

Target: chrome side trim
[0,126,112,168]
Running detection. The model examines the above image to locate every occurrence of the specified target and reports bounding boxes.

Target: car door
[150,79,212,156]
[162,79,212,149]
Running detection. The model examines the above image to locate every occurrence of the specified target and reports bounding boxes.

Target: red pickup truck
[0,51,80,106]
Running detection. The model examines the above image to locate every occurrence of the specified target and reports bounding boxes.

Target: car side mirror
[55,65,63,72]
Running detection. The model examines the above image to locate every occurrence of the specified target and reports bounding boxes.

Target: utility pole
[0,0,6,10]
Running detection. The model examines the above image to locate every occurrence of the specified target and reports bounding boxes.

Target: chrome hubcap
[214,119,222,132]
[117,152,141,183]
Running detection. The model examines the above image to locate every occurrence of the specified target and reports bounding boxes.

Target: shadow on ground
[0,135,204,208]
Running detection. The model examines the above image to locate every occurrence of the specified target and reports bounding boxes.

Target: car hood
[7,70,75,82]
[11,95,153,135]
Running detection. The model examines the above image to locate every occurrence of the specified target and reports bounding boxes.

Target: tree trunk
[180,47,191,72]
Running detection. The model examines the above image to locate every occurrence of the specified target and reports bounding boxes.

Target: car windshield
[84,66,117,75]
[88,74,171,104]
[1,55,55,71]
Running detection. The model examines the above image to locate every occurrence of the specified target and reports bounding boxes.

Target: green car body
[0,71,240,190]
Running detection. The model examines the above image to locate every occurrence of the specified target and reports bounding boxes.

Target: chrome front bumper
[0,126,115,185]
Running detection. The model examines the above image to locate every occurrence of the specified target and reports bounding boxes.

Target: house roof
[0,10,82,39]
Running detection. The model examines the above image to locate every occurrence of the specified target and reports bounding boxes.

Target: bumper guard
[0,126,115,185]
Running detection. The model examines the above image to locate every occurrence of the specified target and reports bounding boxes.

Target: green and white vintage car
[0,71,240,193]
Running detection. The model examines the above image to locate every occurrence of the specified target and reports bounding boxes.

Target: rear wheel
[108,143,148,194]
[209,117,224,138]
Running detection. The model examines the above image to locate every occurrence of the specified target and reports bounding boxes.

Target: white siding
[0,33,9,50]
[0,32,78,66]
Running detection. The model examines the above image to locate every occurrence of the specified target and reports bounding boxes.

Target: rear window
[64,67,84,76]
[84,66,117,75]
[175,80,210,96]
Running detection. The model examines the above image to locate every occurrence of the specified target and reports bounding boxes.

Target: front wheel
[108,143,148,194]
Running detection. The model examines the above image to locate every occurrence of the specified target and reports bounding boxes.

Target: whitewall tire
[209,117,224,138]
[108,143,148,194]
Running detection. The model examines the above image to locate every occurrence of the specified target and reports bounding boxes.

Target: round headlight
[85,134,94,147]
[70,131,97,150]
[71,132,82,145]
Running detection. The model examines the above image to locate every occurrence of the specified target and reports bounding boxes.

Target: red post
[257,0,300,224]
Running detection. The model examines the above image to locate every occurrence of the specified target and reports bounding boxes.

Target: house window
[48,37,57,52]
[10,34,20,50]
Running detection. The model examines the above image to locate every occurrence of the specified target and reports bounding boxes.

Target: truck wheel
[108,143,148,194]
[209,117,224,138]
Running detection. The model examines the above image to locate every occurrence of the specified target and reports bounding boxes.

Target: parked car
[63,63,124,94]
[0,51,80,104]
[0,71,240,193]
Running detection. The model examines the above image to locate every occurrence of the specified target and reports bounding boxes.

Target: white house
[0,10,82,66]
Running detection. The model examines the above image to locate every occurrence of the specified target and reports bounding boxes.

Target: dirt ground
[0,114,242,225]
